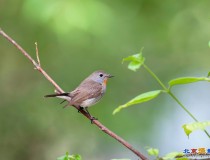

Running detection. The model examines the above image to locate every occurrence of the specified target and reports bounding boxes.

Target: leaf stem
[143,64,168,91]
[143,64,210,138]
[167,91,198,121]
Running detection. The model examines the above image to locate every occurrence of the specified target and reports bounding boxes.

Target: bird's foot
[90,116,98,124]
[77,106,97,123]
[78,106,84,113]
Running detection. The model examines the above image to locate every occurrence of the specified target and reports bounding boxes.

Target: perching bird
[45,70,113,122]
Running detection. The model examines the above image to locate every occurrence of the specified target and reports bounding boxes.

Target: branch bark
[0,28,148,160]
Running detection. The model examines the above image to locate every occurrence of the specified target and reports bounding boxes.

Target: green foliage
[147,147,186,160]
[176,158,189,160]
[113,90,162,114]
[117,51,210,159]
[57,152,82,160]
[182,121,210,137]
[168,77,210,89]
[122,49,145,71]
[161,152,184,160]
[113,51,210,139]
[147,147,159,157]
[111,159,131,160]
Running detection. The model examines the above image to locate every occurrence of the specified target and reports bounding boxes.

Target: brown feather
[70,79,102,106]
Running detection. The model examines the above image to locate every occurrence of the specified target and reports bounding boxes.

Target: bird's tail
[44,92,71,108]
[44,92,69,98]
[44,92,71,102]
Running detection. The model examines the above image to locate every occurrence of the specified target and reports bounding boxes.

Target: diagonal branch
[0,28,148,160]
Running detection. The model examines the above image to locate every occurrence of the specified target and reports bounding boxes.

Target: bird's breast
[80,96,102,108]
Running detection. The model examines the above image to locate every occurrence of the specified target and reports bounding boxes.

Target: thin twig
[35,42,41,67]
[0,28,148,160]
[0,28,63,93]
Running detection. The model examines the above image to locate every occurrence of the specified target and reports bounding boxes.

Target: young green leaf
[127,60,142,71]
[57,155,67,160]
[111,159,131,160]
[168,77,210,89]
[176,158,189,160]
[122,49,145,71]
[147,148,159,157]
[162,152,184,160]
[57,152,82,160]
[113,90,162,114]
[71,155,82,160]
[182,121,210,138]
[207,72,210,77]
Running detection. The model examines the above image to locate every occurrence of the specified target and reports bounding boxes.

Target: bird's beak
[108,74,114,78]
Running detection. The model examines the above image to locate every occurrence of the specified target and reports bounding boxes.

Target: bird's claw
[78,106,84,113]
[90,116,98,124]
[77,106,97,124]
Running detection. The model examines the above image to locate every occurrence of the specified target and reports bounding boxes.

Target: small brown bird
[45,70,113,122]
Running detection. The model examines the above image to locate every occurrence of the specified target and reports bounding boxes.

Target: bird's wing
[70,80,102,106]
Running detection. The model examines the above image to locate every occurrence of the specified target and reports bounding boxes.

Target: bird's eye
[99,73,103,77]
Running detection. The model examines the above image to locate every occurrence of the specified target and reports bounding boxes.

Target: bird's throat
[103,79,108,85]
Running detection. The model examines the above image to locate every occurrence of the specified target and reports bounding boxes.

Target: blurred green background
[1,0,210,159]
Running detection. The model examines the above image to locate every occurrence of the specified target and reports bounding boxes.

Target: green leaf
[147,148,159,157]
[168,77,210,89]
[113,90,162,114]
[57,155,67,160]
[208,41,210,48]
[122,48,145,71]
[72,155,82,160]
[70,154,82,160]
[207,72,210,77]
[127,60,142,71]
[57,152,82,160]
[176,158,189,160]
[111,159,131,160]
[182,121,210,137]
[162,152,184,160]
